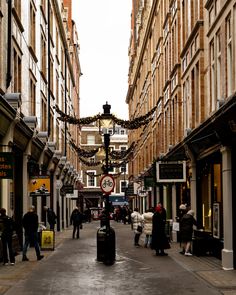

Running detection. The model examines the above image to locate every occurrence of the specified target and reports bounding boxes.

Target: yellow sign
[41,230,55,250]
[29,176,50,196]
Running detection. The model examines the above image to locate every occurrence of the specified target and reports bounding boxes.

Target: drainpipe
[64,50,67,157]
[6,0,12,88]
[47,0,51,138]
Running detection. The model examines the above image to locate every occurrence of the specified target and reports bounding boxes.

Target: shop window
[201,172,212,231]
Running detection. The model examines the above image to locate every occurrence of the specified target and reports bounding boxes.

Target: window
[216,31,221,101]
[226,16,233,96]
[29,2,36,52]
[56,28,59,57]
[210,40,215,111]
[50,57,54,93]
[41,94,47,131]
[41,33,47,78]
[13,48,22,92]
[120,180,128,193]
[50,5,53,38]
[50,112,54,141]
[87,171,95,187]
[87,135,95,145]
[14,0,21,19]
[120,163,127,173]
[41,0,46,16]
[29,75,36,115]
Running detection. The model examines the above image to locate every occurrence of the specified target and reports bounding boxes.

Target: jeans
[1,234,15,263]
[145,234,152,247]
[22,232,41,257]
[72,225,80,239]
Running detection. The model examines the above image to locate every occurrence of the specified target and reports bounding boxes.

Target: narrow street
[1,221,235,295]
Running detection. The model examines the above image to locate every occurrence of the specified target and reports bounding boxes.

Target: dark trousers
[1,235,15,263]
[134,233,141,245]
[72,224,80,239]
[22,232,41,257]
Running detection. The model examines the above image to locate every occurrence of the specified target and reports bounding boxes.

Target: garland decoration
[85,171,122,178]
[54,105,100,125]
[70,141,100,158]
[78,157,101,167]
[54,105,157,130]
[109,142,136,160]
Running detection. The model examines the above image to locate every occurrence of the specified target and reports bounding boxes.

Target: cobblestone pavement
[0,221,235,294]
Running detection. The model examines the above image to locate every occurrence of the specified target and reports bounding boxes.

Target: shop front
[163,95,236,269]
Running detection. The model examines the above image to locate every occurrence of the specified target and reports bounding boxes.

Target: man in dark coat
[44,206,57,231]
[22,206,44,261]
[0,208,15,265]
[151,204,169,256]
[70,207,83,239]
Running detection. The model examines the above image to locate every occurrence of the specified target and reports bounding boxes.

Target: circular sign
[100,174,115,194]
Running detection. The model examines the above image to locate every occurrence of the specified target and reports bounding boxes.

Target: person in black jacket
[70,207,83,239]
[0,208,15,265]
[44,206,57,231]
[151,204,169,256]
[180,209,198,256]
[22,206,44,261]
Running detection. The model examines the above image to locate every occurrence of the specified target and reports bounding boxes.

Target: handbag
[137,225,143,233]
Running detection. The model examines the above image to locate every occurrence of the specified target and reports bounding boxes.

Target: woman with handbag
[131,208,143,247]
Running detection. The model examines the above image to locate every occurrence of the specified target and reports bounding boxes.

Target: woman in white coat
[131,208,143,247]
[142,208,154,248]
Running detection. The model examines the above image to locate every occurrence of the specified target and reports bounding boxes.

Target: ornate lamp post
[97,102,116,265]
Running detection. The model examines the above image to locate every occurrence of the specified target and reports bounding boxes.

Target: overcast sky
[72,0,132,119]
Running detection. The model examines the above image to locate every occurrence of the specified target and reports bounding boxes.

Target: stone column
[190,161,197,215]
[221,146,233,270]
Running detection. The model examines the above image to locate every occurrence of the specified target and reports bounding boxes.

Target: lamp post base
[97,225,116,265]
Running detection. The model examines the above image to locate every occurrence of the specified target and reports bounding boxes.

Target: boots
[22,255,29,261]
[37,255,44,261]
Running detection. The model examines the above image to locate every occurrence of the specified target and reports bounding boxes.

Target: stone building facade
[0,0,81,240]
[80,123,128,211]
[126,0,236,269]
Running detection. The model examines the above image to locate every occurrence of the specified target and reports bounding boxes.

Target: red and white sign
[100,174,115,194]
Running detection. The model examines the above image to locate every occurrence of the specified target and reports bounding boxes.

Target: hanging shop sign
[0,152,13,179]
[156,161,186,183]
[28,176,50,196]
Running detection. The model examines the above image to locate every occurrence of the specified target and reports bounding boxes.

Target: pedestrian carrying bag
[137,225,143,233]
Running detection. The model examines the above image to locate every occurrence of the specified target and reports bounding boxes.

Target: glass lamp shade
[98,116,115,135]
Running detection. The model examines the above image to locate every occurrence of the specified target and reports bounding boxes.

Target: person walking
[22,206,44,261]
[151,204,169,256]
[44,206,57,231]
[142,208,154,248]
[0,208,15,265]
[180,209,198,256]
[131,208,143,247]
[70,207,83,239]
[176,204,188,254]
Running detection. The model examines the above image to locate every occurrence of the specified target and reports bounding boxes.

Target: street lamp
[97,102,116,265]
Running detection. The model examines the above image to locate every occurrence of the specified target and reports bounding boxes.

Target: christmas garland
[109,142,136,160]
[70,141,100,158]
[54,105,156,129]
[78,156,102,166]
